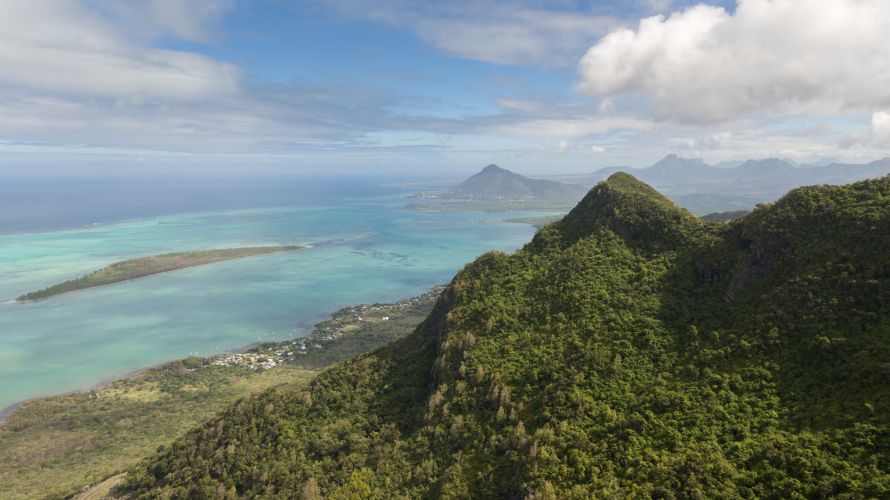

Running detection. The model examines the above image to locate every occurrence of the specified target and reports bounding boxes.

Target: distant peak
[652,154,705,167]
[481,164,508,174]
[737,158,794,170]
[742,157,788,165]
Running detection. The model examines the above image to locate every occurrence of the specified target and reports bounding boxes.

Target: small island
[14,246,304,303]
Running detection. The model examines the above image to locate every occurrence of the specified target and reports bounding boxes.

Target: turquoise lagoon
[0,192,545,412]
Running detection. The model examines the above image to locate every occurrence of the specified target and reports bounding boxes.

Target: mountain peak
[536,172,700,251]
[447,164,586,202]
[737,157,794,168]
[652,153,706,168]
[480,163,508,174]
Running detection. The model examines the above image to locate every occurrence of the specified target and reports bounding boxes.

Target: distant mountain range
[417,156,890,214]
[571,154,890,196]
[554,154,890,213]
[427,164,587,202]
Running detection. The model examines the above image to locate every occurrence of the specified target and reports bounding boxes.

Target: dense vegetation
[15,246,303,302]
[0,290,437,499]
[124,173,890,498]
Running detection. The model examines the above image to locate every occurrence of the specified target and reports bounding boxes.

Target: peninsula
[15,246,304,302]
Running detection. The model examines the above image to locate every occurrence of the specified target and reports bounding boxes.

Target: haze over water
[0,176,543,412]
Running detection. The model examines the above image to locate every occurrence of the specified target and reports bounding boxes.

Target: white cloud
[0,80,419,154]
[676,131,733,150]
[496,116,653,139]
[105,0,235,42]
[855,110,890,147]
[670,120,858,162]
[315,0,619,66]
[0,1,324,156]
[0,0,239,101]
[578,0,890,123]
[416,8,617,66]
[3,0,888,168]
[872,111,890,137]
[841,110,890,149]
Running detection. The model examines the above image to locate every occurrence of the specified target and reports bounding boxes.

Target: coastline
[0,286,442,498]
[0,400,25,422]
[0,341,267,423]
[0,286,443,425]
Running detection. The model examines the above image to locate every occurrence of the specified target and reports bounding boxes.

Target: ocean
[0,175,544,411]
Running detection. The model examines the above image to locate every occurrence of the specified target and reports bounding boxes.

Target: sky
[1,0,890,176]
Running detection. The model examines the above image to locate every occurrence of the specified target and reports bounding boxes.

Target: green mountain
[123,173,890,498]
[446,164,587,202]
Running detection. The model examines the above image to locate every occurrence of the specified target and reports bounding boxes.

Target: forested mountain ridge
[123,173,890,498]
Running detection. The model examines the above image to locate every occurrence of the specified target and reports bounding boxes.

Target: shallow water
[0,190,543,411]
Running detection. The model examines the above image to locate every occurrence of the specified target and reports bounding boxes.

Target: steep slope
[447,164,587,202]
[124,174,890,498]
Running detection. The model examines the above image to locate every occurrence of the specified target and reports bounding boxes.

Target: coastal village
[210,287,444,370]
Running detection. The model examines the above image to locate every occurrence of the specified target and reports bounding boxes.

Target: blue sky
[0,0,888,176]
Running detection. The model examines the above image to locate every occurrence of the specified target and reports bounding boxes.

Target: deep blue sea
[0,175,545,411]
